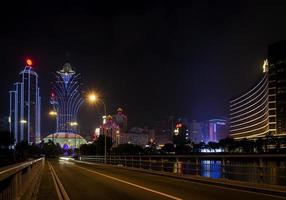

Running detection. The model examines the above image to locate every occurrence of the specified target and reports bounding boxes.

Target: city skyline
[1,0,286,129]
[1,1,286,199]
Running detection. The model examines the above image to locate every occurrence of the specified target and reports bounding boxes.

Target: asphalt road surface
[48,159,286,200]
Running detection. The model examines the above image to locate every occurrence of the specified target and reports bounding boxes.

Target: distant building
[9,60,41,144]
[101,115,120,147]
[230,41,286,139]
[113,107,128,133]
[0,116,9,131]
[188,120,206,143]
[120,127,149,147]
[153,117,173,145]
[208,119,228,142]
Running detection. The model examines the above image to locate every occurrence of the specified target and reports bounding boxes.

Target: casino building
[45,63,87,148]
[9,59,41,144]
[230,41,286,139]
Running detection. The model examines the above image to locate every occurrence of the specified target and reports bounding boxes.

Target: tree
[42,140,61,158]
[112,144,143,155]
[175,144,192,155]
[219,137,236,153]
[255,138,264,153]
[94,135,112,155]
[80,143,97,155]
[15,141,30,161]
[0,131,14,148]
[193,142,205,153]
[161,143,175,154]
[144,143,158,154]
[28,143,41,158]
[208,142,219,152]
[238,138,255,153]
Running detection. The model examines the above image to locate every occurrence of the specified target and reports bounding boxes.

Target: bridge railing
[0,157,44,200]
[79,154,286,186]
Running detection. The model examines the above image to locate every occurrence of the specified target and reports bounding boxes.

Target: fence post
[195,158,199,176]
[131,157,134,168]
[222,157,226,179]
[139,156,142,169]
[149,157,152,169]
[259,158,264,183]
[176,157,179,173]
[161,157,164,171]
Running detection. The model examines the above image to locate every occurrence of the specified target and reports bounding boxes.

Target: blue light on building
[51,63,84,134]
[9,60,41,144]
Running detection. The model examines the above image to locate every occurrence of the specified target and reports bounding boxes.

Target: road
[47,159,286,200]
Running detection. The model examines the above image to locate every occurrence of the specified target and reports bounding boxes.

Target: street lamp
[49,111,57,116]
[87,92,107,164]
[70,122,79,148]
[20,119,27,124]
[49,110,57,143]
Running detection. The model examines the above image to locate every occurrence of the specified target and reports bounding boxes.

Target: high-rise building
[9,59,41,144]
[229,73,269,139]
[188,120,206,143]
[230,41,286,139]
[50,63,84,134]
[208,119,228,142]
[47,63,86,148]
[268,41,286,136]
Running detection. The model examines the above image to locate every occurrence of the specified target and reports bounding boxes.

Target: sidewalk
[37,160,58,200]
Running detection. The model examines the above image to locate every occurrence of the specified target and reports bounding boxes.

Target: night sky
[1,0,286,136]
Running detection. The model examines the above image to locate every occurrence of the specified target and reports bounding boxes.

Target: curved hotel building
[229,73,269,139]
[230,41,286,139]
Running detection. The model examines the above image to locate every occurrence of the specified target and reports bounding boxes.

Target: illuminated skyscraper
[9,59,41,144]
[268,41,286,136]
[50,63,84,134]
[208,119,228,142]
[230,41,286,139]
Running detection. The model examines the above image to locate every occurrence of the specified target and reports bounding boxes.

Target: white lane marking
[71,164,183,200]
[48,162,64,200]
[73,160,286,199]
[48,161,71,200]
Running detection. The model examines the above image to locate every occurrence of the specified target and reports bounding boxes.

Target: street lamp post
[49,110,57,143]
[70,122,79,148]
[88,93,107,164]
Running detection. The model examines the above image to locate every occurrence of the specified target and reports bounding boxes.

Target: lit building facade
[229,74,269,139]
[208,119,228,142]
[230,41,286,139]
[268,41,286,136]
[9,60,41,144]
[188,120,207,143]
[50,63,84,134]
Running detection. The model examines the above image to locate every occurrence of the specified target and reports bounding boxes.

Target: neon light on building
[50,63,84,133]
[9,60,41,144]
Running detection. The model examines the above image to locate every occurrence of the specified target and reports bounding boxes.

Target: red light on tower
[26,59,32,66]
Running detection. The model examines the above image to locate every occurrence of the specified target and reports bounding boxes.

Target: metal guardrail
[79,154,286,186]
[0,158,44,200]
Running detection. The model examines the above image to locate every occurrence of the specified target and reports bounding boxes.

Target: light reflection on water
[200,160,222,179]
[171,159,286,186]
